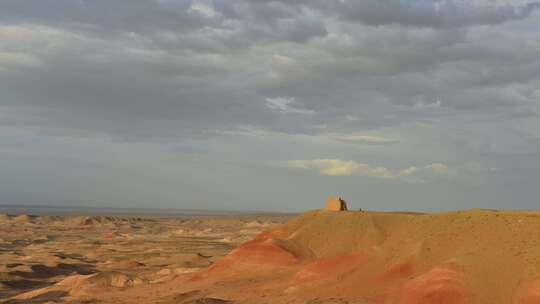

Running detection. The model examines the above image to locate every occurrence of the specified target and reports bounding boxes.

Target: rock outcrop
[325,196,348,211]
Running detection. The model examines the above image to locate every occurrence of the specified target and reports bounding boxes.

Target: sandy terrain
[3,208,540,303]
[0,212,291,303]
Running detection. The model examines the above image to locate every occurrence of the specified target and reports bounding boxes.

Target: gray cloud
[246,0,540,28]
[326,0,540,28]
[1,0,540,211]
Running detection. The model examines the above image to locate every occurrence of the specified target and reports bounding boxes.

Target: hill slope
[188,209,540,304]
[7,209,540,304]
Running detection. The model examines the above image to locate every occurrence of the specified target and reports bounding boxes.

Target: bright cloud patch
[284,159,450,180]
[265,97,315,115]
[0,51,41,70]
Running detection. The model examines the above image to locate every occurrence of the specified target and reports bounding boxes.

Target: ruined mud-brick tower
[326,196,348,211]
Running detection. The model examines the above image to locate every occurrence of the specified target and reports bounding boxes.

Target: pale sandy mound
[12,214,36,223]
[9,271,144,302]
[75,271,144,288]
[244,221,271,228]
[184,209,540,304]
[37,215,62,224]
[69,216,96,226]
[68,215,124,226]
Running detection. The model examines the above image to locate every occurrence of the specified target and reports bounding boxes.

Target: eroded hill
[4,209,540,303]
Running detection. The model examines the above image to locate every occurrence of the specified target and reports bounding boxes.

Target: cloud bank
[0,0,539,211]
[284,159,450,181]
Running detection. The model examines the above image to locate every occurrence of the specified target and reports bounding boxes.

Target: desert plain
[3,207,540,304]
[0,210,291,304]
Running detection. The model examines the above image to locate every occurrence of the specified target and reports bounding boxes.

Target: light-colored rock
[325,196,348,211]
[157,268,172,276]
[13,214,35,222]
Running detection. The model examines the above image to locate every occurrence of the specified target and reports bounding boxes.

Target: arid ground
[0,211,291,304]
[3,209,540,304]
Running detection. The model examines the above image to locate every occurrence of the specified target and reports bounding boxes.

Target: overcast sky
[1,0,540,212]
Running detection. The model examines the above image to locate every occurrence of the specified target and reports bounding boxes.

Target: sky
[1,0,540,212]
